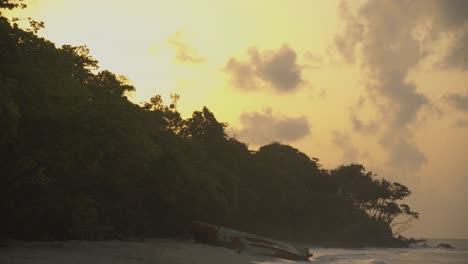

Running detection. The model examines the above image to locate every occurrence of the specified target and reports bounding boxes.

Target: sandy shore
[0,239,278,264]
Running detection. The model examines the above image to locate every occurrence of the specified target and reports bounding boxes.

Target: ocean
[299,239,468,264]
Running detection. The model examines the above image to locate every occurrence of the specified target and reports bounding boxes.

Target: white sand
[0,239,279,264]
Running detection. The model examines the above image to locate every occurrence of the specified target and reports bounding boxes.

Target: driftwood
[190,221,312,261]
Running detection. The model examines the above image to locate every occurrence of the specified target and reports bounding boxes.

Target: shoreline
[1,238,465,264]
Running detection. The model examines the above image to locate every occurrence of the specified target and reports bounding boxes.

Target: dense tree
[0,0,25,11]
[330,164,419,243]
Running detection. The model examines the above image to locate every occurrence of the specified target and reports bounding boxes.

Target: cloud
[334,1,364,63]
[224,57,258,90]
[304,52,323,68]
[332,131,359,164]
[337,1,430,127]
[446,92,468,112]
[441,29,468,70]
[224,45,304,93]
[334,0,468,172]
[435,0,468,29]
[335,0,438,172]
[380,133,427,172]
[351,113,379,134]
[350,97,380,134]
[455,119,468,128]
[336,0,468,68]
[233,108,310,146]
[430,0,468,70]
[167,32,205,64]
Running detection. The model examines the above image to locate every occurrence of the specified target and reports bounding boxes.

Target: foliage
[0,0,25,12]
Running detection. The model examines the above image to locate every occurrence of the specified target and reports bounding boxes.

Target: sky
[7,0,468,239]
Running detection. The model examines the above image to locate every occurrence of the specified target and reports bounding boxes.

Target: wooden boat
[190,221,312,261]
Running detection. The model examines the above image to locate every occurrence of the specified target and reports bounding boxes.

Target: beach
[0,239,272,264]
[1,239,468,264]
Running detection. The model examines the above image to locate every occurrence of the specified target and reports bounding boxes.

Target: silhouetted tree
[0,0,25,11]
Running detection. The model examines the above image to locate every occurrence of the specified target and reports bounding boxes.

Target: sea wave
[311,254,386,264]
[305,239,468,264]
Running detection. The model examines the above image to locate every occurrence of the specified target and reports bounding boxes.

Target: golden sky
[8,0,468,239]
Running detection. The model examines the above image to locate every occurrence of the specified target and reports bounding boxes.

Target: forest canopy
[0,1,418,246]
